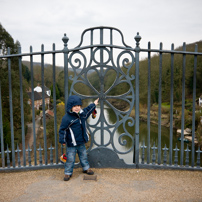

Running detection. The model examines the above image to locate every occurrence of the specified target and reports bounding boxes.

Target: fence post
[191,44,198,167]
[18,46,26,167]
[134,32,141,165]
[7,48,15,167]
[62,34,69,107]
[41,44,48,165]
[52,43,58,164]
[169,43,174,165]
[158,43,163,165]
[180,43,186,166]
[147,42,151,164]
[30,46,37,166]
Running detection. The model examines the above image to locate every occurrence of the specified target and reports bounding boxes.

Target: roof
[34,85,50,92]
[38,92,50,99]
[46,110,54,117]
[27,91,50,101]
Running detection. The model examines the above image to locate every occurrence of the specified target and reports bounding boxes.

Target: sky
[0,0,202,66]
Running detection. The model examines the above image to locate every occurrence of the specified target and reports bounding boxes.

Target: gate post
[134,33,141,166]
[62,34,69,107]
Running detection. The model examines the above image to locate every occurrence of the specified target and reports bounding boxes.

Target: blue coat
[59,95,96,147]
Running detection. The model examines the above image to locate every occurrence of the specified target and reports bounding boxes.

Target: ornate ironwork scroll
[67,27,135,155]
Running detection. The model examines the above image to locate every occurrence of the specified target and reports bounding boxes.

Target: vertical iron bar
[90,30,93,45]
[185,144,191,167]
[196,146,202,168]
[52,43,58,163]
[38,143,43,166]
[49,144,54,165]
[134,32,141,165]
[41,44,47,165]
[18,46,26,166]
[180,43,186,166]
[5,145,11,168]
[169,44,174,165]
[163,144,168,166]
[151,142,157,164]
[141,141,147,164]
[100,28,104,146]
[62,34,69,155]
[158,43,163,165]
[16,144,21,167]
[0,79,5,168]
[147,42,151,164]
[30,46,37,166]
[26,144,32,166]
[8,48,15,167]
[64,53,68,107]
[110,29,113,45]
[62,34,69,108]
[191,44,198,167]
[173,143,180,166]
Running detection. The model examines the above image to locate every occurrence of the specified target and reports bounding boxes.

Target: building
[34,84,51,96]
[27,84,51,109]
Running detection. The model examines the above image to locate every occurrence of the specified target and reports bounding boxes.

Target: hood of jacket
[66,95,82,113]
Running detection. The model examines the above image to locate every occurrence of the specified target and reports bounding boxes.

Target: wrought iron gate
[0,26,202,172]
[65,27,138,168]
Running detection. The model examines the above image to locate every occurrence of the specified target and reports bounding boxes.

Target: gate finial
[134,32,141,50]
[62,33,69,52]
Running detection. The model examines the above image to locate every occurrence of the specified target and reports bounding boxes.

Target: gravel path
[0,168,202,202]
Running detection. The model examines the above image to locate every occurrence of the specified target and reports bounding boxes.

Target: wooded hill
[88,41,202,105]
[138,42,202,105]
[0,24,31,150]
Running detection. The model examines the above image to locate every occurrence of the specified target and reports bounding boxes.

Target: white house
[34,84,51,97]
[27,91,50,109]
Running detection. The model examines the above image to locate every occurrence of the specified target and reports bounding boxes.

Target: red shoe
[60,154,67,164]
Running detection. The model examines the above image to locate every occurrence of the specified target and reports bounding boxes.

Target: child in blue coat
[59,95,99,181]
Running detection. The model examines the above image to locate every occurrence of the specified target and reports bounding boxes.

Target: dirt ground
[0,168,202,202]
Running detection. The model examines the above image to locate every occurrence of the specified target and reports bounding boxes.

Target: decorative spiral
[117,51,135,80]
[68,46,135,155]
[69,50,87,70]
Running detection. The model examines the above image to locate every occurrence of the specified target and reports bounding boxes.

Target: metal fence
[0,26,202,172]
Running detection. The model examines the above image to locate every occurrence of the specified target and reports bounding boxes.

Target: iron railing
[0,26,202,172]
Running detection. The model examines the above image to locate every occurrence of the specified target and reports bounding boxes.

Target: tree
[22,65,31,83]
[50,84,60,100]
[0,23,31,150]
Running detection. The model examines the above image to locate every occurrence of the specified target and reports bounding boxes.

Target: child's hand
[94,98,99,105]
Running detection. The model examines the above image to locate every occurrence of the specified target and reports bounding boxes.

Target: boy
[59,95,99,181]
